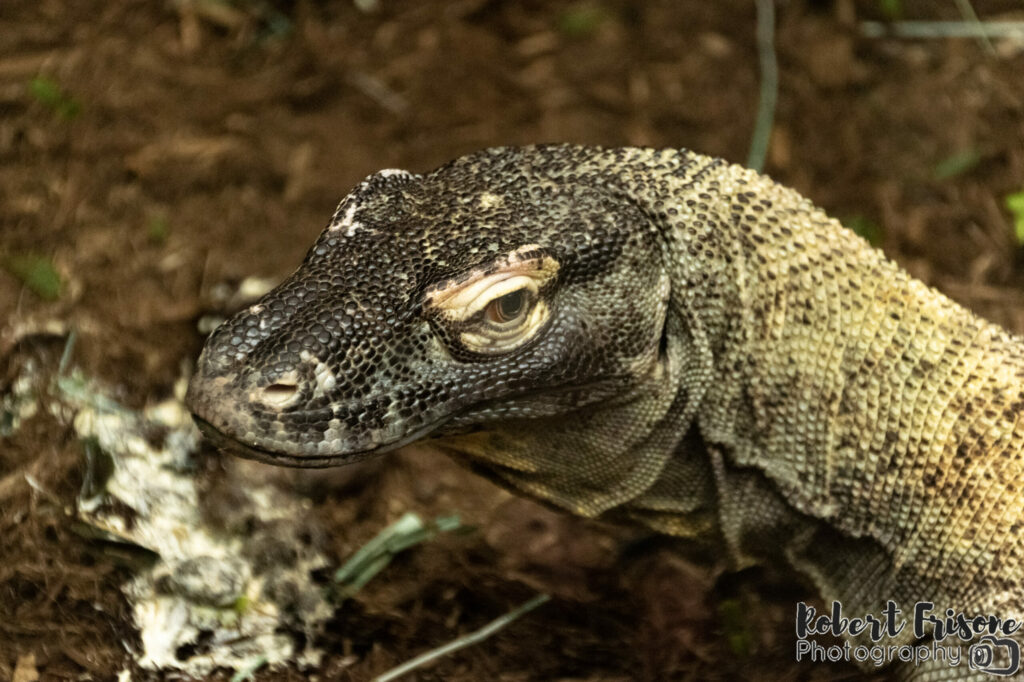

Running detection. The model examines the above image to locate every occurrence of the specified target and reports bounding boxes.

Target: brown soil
[2,0,1023,680]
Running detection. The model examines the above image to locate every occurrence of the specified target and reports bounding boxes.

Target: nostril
[261,382,299,407]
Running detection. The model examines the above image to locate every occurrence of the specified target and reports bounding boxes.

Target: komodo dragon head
[188,145,715,518]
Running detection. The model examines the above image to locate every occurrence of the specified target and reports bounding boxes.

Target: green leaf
[558,2,608,38]
[933,149,982,180]
[28,76,81,120]
[3,253,63,300]
[877,0,902,19]
[232,595,251,613]
[718,598,755,657]
[1006,191,1024,214]
[842,215,885,247]
[146,214,170,245]
[1006,190,1024,245]
[29,77,62,105]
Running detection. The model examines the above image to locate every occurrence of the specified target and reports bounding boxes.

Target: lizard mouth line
[190,374,630,467]
[191,414,453,468]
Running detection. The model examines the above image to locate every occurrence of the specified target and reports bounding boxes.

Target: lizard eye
[484,289,528,324]
[424,245,559,356]
[459,276,546,354]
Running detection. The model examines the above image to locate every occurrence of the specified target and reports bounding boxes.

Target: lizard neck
[635,157,1024,612]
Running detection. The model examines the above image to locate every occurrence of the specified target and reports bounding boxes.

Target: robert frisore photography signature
[795,600,1022,676]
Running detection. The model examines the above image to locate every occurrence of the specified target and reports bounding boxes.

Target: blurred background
[2,0,1023,679]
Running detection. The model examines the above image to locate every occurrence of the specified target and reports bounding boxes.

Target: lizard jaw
[191,414,452,468]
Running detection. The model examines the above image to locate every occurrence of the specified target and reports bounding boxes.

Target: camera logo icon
[968,635,1021,676]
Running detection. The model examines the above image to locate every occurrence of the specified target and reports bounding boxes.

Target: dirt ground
[2,0,1023,680]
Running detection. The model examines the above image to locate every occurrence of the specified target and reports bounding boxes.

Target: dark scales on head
[188,146,668,483]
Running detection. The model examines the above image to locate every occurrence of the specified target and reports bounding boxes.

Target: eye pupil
[491,290,525,322]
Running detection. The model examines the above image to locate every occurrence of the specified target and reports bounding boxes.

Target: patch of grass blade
[3,253,63,300]
[146,214,171,245]
[933,149,982,180]
[718,598,755,657]
[842,215,885,247]
[333,511,463,600]
[878,0,903,19]
[1006,190,1024,245]
[558,2,608,38]
[28,76,81,120]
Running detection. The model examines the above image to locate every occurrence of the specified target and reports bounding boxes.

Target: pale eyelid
[468,276,538,320]
[426,251,558,321]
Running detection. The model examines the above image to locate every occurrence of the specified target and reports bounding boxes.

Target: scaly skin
[187,146,1024,678]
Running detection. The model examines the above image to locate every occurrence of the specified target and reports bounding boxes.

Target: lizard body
[186,145,1024,678]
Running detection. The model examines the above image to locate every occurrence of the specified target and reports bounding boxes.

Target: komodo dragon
[186,145,1024,679]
